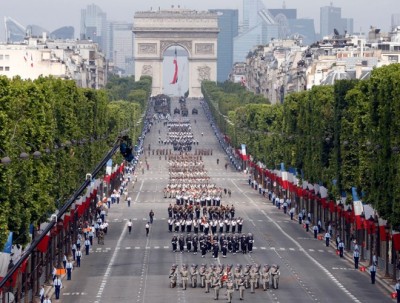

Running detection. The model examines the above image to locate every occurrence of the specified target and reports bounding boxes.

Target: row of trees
[203,64,400,229]
[0,75,151,248]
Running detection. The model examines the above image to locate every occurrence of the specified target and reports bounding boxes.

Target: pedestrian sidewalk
[249,183,398,298]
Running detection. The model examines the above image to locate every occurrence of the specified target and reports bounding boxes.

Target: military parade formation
[169,263,280,301]
[158,98,281,301]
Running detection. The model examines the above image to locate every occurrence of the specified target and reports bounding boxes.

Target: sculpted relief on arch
[197,65,211,82]
[141,65,153,76]
[160,40,192,55]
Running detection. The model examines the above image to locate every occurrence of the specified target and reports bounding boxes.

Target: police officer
[84,238,91,255]
[369,263,377,284]
[66,259,73,280]
[53,275,62,300]
[324,231,331,247]
[395,278,400,303]
[71,243,77,261]
[353,248,360,269]
[76,249,82,267]
[313,224,318,239]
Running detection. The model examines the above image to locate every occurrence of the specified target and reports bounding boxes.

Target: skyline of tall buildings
[3,2,395,81]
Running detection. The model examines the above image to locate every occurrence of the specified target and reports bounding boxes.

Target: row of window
[0,66,10,71]
[0,55,10,60]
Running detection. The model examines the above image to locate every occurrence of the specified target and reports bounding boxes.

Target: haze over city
[1,0,399,42]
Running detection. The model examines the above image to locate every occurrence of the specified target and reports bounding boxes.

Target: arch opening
[162,45,189,97]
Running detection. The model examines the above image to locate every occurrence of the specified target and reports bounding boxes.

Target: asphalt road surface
[60,98,392,303]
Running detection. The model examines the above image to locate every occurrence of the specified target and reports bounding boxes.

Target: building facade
[0,37,106,89]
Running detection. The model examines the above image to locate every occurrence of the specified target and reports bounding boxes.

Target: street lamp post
[346,207,352,250]
[385,223,390,278]
[368,215,375,265]
[360,212,366,261]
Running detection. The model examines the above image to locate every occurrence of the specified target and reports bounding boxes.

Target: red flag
[37,233,50,253]
[170,48,178,84]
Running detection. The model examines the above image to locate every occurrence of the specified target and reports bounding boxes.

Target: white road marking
[96,216,127,300]
[231,179,361,303]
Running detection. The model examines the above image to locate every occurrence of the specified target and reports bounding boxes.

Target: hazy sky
[1,0,398,41]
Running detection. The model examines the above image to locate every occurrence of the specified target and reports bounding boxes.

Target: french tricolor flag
[280,163,289,190]
[352,187,364,230]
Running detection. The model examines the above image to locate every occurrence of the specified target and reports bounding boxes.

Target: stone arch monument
[133,9,219,98]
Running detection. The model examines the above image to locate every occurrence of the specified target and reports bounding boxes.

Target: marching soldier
[222,238,228,258]
[168,218,174,233]
[200,235,207,258]
[205,268,213,293]
[199,264,207,288]
[76,249,82,267]
[190,264,198,288]
[247,233,254,253]
[234,265,242,290]
[270,265,280,289]
[243,264,252,288]
[249,265,258,293]
[226,278,235,303]
[211,273,222,300]
[179,235,185,253]
[261,264,271,291]
[238,276,245,300]
[180,264,189,290]
[213,241,219,259]
[186,234,192,252]
[192,234,198,255]
[241,234,248,254]
[169,264,178,288]
[171,235,178,252]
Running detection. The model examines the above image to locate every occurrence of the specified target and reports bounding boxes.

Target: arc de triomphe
[133,9,219,98]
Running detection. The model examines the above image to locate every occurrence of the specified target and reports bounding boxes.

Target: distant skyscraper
[27,25,49,38]
[50,27,75,40]
[80,4,108,56]
[4,17,26,43]
[391,14,400,30]
[320,4,353,37]
[108,22,134,75]
[243,0,265,31]
[209,9,239,82]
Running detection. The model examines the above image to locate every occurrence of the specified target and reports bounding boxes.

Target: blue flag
[3,232,13,254]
